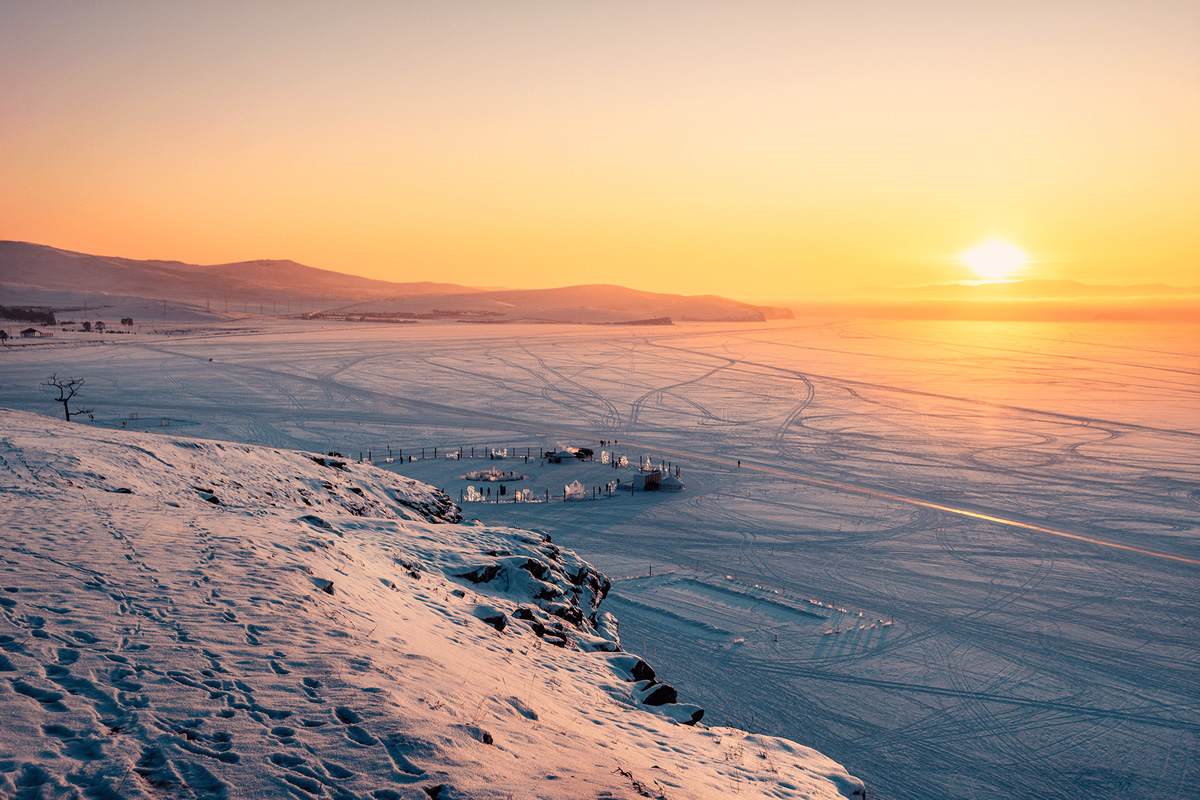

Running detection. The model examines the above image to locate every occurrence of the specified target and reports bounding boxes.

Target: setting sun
[962,240,1028,281]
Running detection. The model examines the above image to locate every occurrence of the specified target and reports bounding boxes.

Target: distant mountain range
[322,283,793,324]
[0,242,791,323]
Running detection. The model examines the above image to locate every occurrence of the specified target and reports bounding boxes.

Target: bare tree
[43,374,92,422]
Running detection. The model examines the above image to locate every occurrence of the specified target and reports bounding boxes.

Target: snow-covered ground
[1,318,1196,799]
[0,408,865,799]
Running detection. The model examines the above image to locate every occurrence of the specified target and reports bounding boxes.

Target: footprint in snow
[176,760,229,799]
[41,723,106,760]
[345,726,376,746]
[11,678,67,710]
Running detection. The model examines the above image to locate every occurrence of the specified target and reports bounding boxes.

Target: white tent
[659,474,684,491]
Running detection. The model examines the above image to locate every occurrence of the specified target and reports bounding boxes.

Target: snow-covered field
[2,318,1196,799]
[1,408,866,799]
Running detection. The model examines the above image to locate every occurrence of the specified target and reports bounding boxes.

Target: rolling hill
[0,242,792,324]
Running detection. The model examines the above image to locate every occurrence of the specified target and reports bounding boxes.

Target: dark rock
[472,605,507,632]
[548,605,583,626]
[630,659,655,682]
[391,486,462,524]
[641,683,677,706]
[519,559,550,581]
[455,565,502,584]
[310,456,346,470]
[394,558,421,579]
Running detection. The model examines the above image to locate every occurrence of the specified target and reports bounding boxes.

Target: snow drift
[0,409,863,799]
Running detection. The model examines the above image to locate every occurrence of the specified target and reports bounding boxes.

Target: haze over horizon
[2,2,1197,301]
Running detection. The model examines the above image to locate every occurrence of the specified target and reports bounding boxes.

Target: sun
[962,240,1028,280]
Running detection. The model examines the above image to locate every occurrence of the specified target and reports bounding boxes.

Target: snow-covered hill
[0,409,863,799]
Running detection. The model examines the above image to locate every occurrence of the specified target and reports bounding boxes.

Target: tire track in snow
[628,361,735,428]
[643,339,1200,441]
[750,661,1200,733]
[135,341,1200,566]
[614,436,1200,566]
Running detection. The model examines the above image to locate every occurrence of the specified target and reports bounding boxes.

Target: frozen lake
[2,318,1197,799]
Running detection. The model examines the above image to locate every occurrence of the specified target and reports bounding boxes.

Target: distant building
[20,327,51,338]
[632,470,662,491]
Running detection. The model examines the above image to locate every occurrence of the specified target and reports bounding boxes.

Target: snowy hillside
[0,409,863,799]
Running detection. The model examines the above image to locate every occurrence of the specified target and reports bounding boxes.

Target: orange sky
[2,2,1197,302]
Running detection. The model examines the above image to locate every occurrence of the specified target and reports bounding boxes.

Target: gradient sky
[2,1,1197,301]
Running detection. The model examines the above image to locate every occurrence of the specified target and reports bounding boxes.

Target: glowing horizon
[1,2,1197,300]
